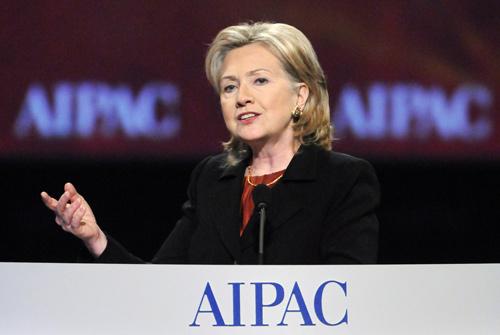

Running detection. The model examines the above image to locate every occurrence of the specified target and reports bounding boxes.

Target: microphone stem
[258,205,266,265]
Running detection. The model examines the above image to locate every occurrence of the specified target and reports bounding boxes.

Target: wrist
[84,229,108,258]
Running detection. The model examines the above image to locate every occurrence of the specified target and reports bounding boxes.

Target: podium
[1,263,499,334]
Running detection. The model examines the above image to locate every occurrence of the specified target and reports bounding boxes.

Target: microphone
[252,184,272,265]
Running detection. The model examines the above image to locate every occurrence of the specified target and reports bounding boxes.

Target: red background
[1,0,499,160]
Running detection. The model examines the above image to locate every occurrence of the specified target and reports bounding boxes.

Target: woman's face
[219,43,308,150]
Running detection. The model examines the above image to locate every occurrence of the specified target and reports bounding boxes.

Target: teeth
[240,113,256,120]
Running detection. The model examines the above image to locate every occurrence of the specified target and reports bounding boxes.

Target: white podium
[1,263,499,334]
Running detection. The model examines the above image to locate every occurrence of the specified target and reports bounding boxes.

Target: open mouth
[238,112,259,121]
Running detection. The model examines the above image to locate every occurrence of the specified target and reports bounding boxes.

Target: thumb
[40,191,58,211]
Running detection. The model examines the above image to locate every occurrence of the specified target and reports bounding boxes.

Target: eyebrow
[220,68,272,82]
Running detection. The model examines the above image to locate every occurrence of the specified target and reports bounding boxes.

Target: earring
[291,105,302,122]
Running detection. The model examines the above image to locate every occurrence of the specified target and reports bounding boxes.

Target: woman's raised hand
[41,182,107,257]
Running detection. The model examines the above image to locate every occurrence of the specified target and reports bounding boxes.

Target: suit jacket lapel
[241,144,319,251]
[268,145,318,232]
[240,183,306,252]
[208,159,247,262]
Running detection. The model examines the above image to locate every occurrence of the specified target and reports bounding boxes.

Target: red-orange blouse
[240,170,285,236]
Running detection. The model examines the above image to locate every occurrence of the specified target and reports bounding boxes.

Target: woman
[41,22,380,264]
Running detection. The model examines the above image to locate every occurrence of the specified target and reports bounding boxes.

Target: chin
[239,136,269,148]
[236,131,265,142]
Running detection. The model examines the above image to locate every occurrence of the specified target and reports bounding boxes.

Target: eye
[223,84,237,93]
[254,77,269,85]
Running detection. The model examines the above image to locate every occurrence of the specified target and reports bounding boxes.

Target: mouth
[237,112,260,121]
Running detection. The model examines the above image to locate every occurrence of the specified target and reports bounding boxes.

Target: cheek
[220,101,234,126]
[270,96,295,120]
[266,88,295,113]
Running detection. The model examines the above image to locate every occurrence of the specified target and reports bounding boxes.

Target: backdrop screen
[1,1,499,159]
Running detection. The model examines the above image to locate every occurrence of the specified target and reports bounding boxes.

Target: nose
[236,83,253,107]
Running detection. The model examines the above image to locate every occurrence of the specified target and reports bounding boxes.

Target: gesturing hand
[41,182,107,257]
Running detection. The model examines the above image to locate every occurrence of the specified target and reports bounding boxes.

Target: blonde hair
[205,22,332,165]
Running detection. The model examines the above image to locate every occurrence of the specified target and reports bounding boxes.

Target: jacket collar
[211,144,322,262]
[282,144,319,182]
[218,143,320,182]
[241,145,322,258]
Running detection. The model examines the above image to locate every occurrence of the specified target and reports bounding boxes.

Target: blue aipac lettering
[189,280,348,328]
[189,282,226,327]
[277,282,315,326]
[334,83,492,141]
[252,282,285,326]
[314,280,348,326]
[14,81,181,139]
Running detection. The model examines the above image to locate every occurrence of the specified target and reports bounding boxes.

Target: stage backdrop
[1,1,499,160]
[2,1,500,264]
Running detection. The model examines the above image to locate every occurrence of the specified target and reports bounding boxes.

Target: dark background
[1,1,499,263]
[3,157,499,264]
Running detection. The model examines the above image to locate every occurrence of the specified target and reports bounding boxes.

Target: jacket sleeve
[321,159,380,264]
[92,156,211,264]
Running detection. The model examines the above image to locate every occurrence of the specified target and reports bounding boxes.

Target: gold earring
[291,105,302,122]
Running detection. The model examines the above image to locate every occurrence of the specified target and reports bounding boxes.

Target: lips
[237,112,260,121]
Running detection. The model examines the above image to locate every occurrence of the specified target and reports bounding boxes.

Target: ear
[296,83,309,108]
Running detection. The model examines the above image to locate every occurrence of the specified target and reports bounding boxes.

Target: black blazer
[98,144,380,264]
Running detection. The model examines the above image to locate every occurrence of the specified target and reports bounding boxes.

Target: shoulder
[184,153,228,200]
[189,151,242,183]
[311,145,376,177]
[314,147,379,194]
[203,152,228,169]
[194,152,228,176]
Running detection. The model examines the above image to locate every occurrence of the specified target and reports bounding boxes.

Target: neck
[248,139,300,175]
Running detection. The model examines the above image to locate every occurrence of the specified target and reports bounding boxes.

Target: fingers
[65,182,79,200]
[60,212,87,233]
[40,192,58,211]
[56,191,71,216]
[63,198,83,228]
[55,199,86,230]
[55,216,64,227]
[42,183,80,211]
[71,205,86,229]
